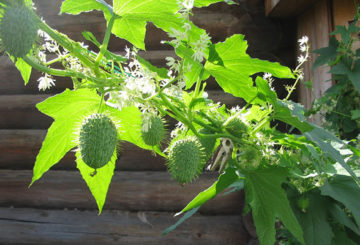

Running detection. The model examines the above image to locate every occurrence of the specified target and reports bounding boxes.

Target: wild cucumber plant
[1,0,360,244]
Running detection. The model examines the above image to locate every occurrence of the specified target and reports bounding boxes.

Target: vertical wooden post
[297,0,332,123]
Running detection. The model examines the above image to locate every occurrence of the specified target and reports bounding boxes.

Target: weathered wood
[265,0,317,17]
[0,170,244,214]
[0,130,166,171]
[297,0,332,121]
[0,92,243,129]
[0,207,250,245]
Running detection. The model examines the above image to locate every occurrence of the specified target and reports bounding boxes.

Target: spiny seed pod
[0,4,38,58]
[79,114,117,169]
[167,136,206,184]
[225,116,248,138]
[237,145,261,170]
[197,128,216,161]
[141,115,165,146]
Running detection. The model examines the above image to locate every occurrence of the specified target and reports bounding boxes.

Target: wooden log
[0,207,250,245]
[0,170,244,214]
[0,130,166,171]
[0,92,243,129]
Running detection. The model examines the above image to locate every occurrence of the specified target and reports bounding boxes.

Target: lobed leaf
[76,149,117,213]
[205,35,294,102]
[245,167,304,245]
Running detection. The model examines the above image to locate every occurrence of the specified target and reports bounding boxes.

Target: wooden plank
[0,92,243,129]
[333,0,359,50]
[0,170,244,214]
[0,130,166,171]
[296,0,332,124]
[0,208,249,245]
[265,0,317,17]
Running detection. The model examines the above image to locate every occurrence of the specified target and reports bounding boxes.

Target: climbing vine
[1,0,359,244]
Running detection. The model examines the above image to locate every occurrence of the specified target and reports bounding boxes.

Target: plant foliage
[0,0,359,244]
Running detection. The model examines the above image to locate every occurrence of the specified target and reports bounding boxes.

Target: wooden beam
[0,170,244,214]
[0,130,167,171]
[265,0,317,17]
[297,0,332,123]
[0,207,250,244]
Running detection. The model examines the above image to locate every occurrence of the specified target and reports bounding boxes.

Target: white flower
[191,33,211,62]
[298,36,309,45]
[263,73,272,80]
[297,54,307,64]
[300,44,307,52]
[183,0,194,10]
[183,22,192,32]
[38,74,55,91]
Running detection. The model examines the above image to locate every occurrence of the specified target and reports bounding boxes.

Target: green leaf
[304,127,360,185]
[31,89,103,185]
[328,203,360,236]
[162,206,200,235]
[245,167,304,245]
[112,0,178,49]
[320,175,360,228]
[61,0,112,18]
[177,167,239,215]
[137,55,169,80]
[290,191,333,245]
[194,0,226,7]
[351,110,360,120]
[254,77,277,105]
[312,37,339,69]
[174,43,209,88]
[331,230,358,245]
[205,35,294,102]
[273,100,314,132]
[76,149,116,213]
[348,60,360,93]
[10,57,32,85]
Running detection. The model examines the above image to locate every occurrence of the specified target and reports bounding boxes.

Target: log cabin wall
[0,0,295,244]
[267,0,358,123]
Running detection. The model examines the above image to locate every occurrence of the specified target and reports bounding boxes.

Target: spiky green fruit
[79,114,117,169]
[237,145,261,170]
[197,128,216,161]
[167,136,205,184]
[141,115,165,146]
[0,4,38,58]
[225,116,248,138]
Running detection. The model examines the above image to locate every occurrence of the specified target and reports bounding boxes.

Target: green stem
[94,15,116,74]
[22,56,106,84]
[35,15,94,69]
[45,53,71,66]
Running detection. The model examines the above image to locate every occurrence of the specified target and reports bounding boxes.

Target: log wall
[0,0,295,244]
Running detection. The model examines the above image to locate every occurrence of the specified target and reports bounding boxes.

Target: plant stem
[22,56,106,84]
[94,15,116,75]
[35,14,94,70]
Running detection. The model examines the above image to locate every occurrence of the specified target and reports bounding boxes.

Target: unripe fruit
[167,136,205,184]
[197,128,216,161]
[225,116,248,138]
[237,145,261,170]
[79,114,117,169]
[141,115,165,146]
[297,196,309,213]
[0,5,38,58]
